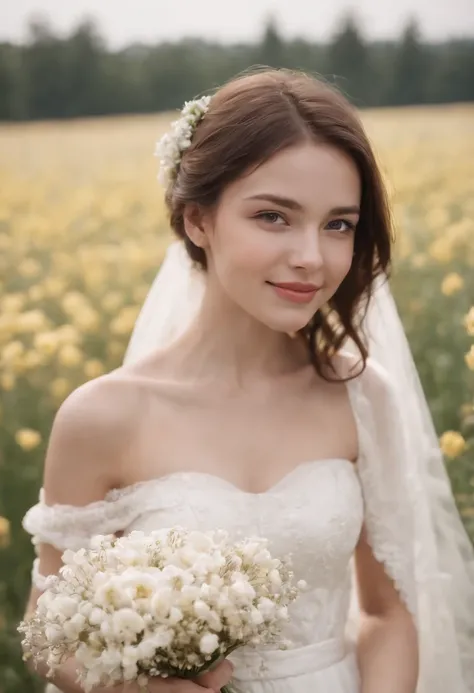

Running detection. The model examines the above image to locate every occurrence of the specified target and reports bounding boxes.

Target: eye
[255,211,288,226]
[326,219,356,233]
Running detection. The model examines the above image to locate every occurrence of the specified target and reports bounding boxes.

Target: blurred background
[0,1,473,691]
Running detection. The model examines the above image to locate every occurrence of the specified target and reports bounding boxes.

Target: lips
[271,282,320,292]
[268,281,321,304]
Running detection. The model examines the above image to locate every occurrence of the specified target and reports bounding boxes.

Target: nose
[290,228,324,272]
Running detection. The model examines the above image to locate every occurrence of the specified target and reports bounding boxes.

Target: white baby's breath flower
[45,624,63,645]
[168,606,184,625]
[199,632,220,655]
[155,95,211,187]
[257,597,277,620]
[49,595,80,620]
[269,568,282,589]
[240,540,264,561]
[150,587,173,619]
[78,601,94,620]
[161,564,195,587]
[253,548,274,567]
[187,530,215,552]
[206,610,223,632]
[63,613,87,640]
[229,578,256,603]
[94,577,133,610]
[193,599,211,620]
[18,525,306,691]
[89,607,107,626]
[249,607,264,625]
[112,609,146,640]
[96,646,123,671]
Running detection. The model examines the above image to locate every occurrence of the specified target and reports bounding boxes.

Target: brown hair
[165,68,393,380]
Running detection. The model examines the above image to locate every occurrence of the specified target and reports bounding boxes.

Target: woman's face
[193,141,360,335]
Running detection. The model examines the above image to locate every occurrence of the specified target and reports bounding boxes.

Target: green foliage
[1,14,473,122]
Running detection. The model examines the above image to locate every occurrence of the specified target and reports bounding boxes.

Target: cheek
[324,240,355,284]
[213,214,276,274]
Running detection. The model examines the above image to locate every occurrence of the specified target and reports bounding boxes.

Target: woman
[22,69,474,693]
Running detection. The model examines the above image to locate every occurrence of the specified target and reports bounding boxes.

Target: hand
[118,659,234,693]
[194,659,234,691]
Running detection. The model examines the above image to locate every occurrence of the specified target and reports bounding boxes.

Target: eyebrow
[245,193,360,216]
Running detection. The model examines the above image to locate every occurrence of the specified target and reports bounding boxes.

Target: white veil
[124,239,474,691]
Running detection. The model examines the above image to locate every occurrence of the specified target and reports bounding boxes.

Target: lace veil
[123,239,474,692]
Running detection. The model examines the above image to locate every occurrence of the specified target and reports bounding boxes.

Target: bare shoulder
[42,370,144,506]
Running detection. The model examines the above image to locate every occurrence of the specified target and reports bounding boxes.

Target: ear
[183,203,212,249]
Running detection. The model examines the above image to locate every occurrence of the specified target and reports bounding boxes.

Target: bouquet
[19,527,307,692]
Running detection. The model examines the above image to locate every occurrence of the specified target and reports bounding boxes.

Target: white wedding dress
[37,458,364,692]
[22,244,474,691]
[23,357,424,693]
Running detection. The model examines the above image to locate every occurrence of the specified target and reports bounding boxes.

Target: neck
[163,279,311,392]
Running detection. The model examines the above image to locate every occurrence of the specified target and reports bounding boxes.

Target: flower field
[0,104,473,691]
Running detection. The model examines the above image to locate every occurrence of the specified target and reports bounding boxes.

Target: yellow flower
[0,232,10,250]
[464,307,474,337]
[1,372,16,391]
[0,516,10,549]
[15,428,42,451]
[465,345,474,371]
[72,307,100,333]
[107,340,125,359]
[102,291,123,313]
[58,344,83,367]
[43,277,67,298]
[23,350,46,369]
[28,284,45,302]
[1,340,25,366]
[441,272,464,296]
[50,377,71,401]
[18,258,42,278]
[440,431,467,459]
[428,237,453,264]
[133,285,150,303]
[411,253,427,269]
[34,331,60,356]
[84,359,105,379]
[55,324,81,345]
[0,315,16,341]
[110,305,141,336]
[1,293,26,313]
[460,403,474,419]
[62,291,87,314]
[16,309,49,334]
[426,206,450,229]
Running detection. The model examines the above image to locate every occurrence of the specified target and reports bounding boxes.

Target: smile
[268,282,320,304]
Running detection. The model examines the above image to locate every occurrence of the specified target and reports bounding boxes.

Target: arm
[354,518,418,693]
[23,377,133,690]
[23,376,233,693]
[351,359,419,693]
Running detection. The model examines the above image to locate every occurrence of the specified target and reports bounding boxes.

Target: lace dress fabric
[23,358,469,692]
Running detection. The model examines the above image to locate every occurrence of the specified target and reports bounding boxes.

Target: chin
[267,316,314,335]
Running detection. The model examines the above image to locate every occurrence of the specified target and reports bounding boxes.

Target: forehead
[223,142,361,208]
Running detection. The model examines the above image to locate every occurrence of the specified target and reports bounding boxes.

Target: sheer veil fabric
[123,240,474,692]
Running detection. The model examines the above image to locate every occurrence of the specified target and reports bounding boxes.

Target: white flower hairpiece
[155,95,212,187]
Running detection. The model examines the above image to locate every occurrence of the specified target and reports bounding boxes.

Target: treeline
[0,13,473,121]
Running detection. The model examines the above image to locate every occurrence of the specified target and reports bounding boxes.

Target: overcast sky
[1,0,474,47]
